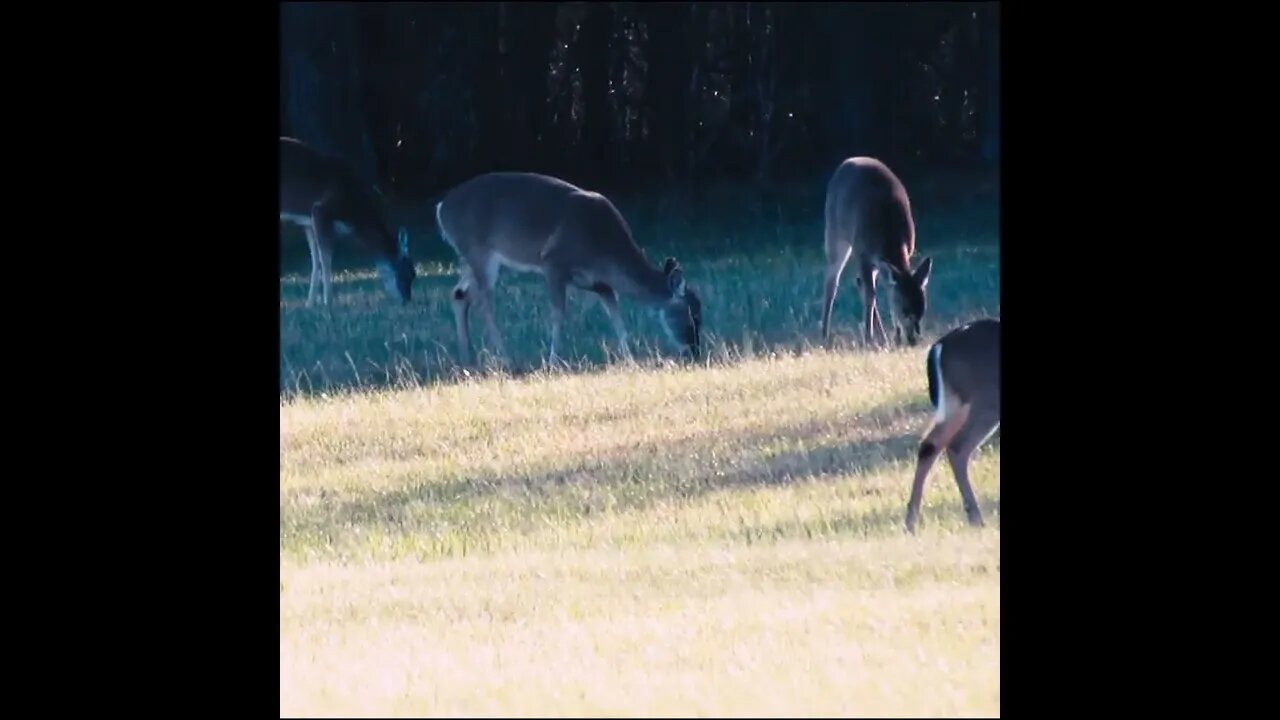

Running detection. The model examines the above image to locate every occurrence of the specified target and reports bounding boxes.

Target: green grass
[280,182,1001,716]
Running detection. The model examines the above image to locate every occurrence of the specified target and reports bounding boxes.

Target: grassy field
[280,179,1000,716]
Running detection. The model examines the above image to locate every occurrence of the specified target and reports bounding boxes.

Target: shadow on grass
[279,395,994,553]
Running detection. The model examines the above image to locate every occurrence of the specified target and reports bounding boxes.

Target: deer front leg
[319,242,334,306]
[589,283,633,363]
[545,269,570,367]
[821,245,851,343]
[855,263,882,348]
[873,299,889,344]
[310,203,338,306]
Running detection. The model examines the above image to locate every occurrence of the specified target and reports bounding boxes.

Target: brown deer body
[279,137,415,306]
[434,172,702,366]
[904,317,1000,533]
[821,157,933,346]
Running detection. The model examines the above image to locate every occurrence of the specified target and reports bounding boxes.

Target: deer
[820,156,933,347]
[279,136,415,306]
[904,317,1000,534]
[433,171,703,367]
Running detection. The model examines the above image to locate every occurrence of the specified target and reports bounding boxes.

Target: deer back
[280,137,399,260]
[438,172,656,276]
[826,157,916,271]
[931,318,1001,410]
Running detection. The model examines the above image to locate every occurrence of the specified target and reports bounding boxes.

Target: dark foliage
[281,1,998,206]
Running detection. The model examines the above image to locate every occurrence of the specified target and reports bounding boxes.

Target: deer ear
[914,256,933,288]
[398,227,410,256]
[663,257,678,275]
[668,267,686,296]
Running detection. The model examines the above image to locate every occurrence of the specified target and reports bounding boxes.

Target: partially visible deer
[279,137,415,306]
[821,157,933,346]
[904,317,1000,534]
[434,172,702,366]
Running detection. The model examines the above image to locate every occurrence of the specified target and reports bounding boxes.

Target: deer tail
[926,340,944,418]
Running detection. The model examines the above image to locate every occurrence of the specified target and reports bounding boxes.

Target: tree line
[280,1,999,202]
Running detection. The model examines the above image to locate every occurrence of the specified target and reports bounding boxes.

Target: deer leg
[468,262,507,365]
[855,262,882,348]
[589,283,633,362]
[311,204,338,306]
[451,269,474,366]
[868,266,893,346]
[905,396,971,534]
[821,245,852,342]
[304,226,321,307]
[476,294,506,363]
[545,268,570,367]
[318,243,334,306]
[946,410,1000,528]
[873,295,890,345]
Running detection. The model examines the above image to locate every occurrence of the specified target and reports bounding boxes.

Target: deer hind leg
[588,283,633,362]
[304,226,321,307]
[945,409,1000,528]
[821,243,852,342]
[905,392,972,534]
[467,256,507,366]
[450,266,475,366]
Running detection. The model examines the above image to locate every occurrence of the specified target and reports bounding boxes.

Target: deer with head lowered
[434,172,703,367]
[279,137,415,306]
[904,317,1000,534]
[821,156,933,347]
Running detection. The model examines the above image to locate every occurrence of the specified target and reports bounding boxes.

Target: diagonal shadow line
[282,396,941,544]
[284,372,922,476]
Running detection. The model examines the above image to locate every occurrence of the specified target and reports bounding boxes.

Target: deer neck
[606,261,672,307]
[877,243,911,275]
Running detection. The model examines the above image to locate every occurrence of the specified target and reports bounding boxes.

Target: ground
[279,175,1000,716]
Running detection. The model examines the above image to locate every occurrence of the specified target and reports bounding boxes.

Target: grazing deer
[904,317,1000,534]
[821,156,933,346]
[279,137,415,306]
[434,172,702,366]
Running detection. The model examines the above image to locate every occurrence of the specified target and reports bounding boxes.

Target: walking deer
[904,317,1000,534]
[434,172,702,366]
[279,137,415,306]
[821,157,933,346]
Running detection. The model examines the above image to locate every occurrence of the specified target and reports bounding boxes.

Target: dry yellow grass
[280,348,999,717]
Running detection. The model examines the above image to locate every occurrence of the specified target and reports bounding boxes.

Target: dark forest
[281,1,999,249]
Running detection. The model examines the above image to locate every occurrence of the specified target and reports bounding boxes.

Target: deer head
[658,257,702,360]
[885,256,933,346]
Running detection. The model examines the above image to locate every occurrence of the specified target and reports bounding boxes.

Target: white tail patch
[931,342,947,423]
